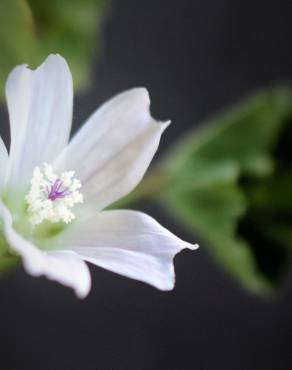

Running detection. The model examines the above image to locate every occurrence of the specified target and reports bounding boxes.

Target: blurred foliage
[0,253,18,275]
[0,224,19,275]
[0,0,108,98]
[158,88,292,296]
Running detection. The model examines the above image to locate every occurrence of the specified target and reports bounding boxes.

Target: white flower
[0,55,198,298]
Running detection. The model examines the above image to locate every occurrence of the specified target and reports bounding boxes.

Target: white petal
[56,210,198,290]
[55,88,169,210]
[34,250,91,299]
[6,54,73,189]
[0,202,91,298]
[0,136,8,191]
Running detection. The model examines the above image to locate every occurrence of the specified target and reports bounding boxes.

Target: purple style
[47,179,70,201]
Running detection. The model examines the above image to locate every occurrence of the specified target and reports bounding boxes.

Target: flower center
[25,164,83,226]
[47,179,70,201]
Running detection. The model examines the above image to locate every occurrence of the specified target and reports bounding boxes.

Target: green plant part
[0,0,108,99]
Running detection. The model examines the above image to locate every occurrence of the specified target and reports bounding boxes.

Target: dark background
[1,1,292,369]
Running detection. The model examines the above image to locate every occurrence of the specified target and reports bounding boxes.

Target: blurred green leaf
[0,0,108,98]
[0,253,18,275]
[0,0,36,96]
[160,88,292,296]
[0,225,19,275]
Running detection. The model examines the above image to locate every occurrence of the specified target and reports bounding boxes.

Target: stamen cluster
[25,164,83,226]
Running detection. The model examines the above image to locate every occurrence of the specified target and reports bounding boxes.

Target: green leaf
[0,0,108,98]
[160,87,292,296]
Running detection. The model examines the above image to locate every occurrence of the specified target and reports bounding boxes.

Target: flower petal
[55,210,198,290]
[5,54,73,189]
[0,202,91,298]
[0,136,8,191]
[55,88,169,210]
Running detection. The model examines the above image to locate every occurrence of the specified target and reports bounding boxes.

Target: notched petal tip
[6,54,68,80]
[188,243,200,251]
[160,119,171,131]
[130,88,171,132]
